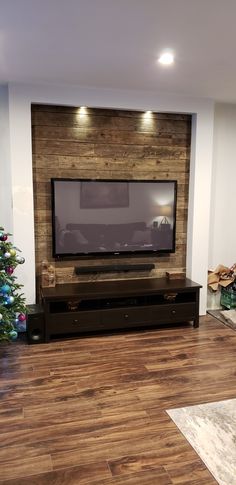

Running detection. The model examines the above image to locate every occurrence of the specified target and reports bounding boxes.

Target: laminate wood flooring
[1,315,235,484]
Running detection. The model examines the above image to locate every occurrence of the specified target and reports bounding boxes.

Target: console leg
[194,318,199,328]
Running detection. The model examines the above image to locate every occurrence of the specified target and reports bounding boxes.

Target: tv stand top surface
[41,277,201,301]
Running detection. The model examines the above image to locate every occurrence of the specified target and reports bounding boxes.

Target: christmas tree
[0,226,27,342]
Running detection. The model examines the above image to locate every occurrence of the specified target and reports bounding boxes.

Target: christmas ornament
[1,284,11,295]
[0,234,7,241]
[6,266,14,275]
[9,249,16,257]
[18,313,26,322]
[16,255,25,264]
[5,295,14,305]
[0,313,2,320]
[4,252,11,258]
[9,330,18,341]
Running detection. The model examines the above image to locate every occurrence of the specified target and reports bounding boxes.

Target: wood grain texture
[31,105,191,287]
[0,314,233,483]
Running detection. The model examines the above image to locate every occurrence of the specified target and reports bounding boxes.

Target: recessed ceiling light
[158,52,174,65]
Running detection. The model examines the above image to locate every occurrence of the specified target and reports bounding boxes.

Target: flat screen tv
[51,178,177,258]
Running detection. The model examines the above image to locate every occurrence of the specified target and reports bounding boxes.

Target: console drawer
[101,306,151,329]
[46,310,99,334]
[150,302,196,323]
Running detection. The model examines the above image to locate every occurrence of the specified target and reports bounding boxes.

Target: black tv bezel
[51,178,177,259]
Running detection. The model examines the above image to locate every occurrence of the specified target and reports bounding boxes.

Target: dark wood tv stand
[41,277,202,342]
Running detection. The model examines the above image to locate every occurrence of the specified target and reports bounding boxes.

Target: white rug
[220,309,236,329]
[167,398,236,485]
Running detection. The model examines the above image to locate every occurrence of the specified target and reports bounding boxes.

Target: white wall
[6,83,215,313]
[0,85,12,232]
[187,112,215,295]
[209,103,236,269]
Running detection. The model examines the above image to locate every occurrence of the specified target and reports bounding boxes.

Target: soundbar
[75,263,155,274]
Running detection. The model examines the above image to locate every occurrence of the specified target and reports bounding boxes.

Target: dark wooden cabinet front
[41,278,202,342]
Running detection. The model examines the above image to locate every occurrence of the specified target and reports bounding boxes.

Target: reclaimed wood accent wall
[32,105,191,286]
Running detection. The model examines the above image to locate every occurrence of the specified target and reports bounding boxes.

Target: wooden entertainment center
[41,277,201,342]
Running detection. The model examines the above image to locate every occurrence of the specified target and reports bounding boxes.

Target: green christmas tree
[0,226,27,342]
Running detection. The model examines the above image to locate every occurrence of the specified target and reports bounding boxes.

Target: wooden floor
[1,315,236,484]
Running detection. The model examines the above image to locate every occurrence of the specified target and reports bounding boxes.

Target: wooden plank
[33,154,190,172]
[32,110,191,134]
[33,125,190,146]
[31,104,191,121]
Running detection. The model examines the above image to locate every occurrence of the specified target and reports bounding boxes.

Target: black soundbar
[75,263,155,274]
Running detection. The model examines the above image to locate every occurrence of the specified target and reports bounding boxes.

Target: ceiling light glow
[142,110,154,127]
[76,106,89,122]
[79,106,87,113]
[143,110,153,119]
[158,52,174,65]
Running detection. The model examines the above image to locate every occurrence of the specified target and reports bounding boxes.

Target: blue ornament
[1,284,11,295]
[5,295,14,305]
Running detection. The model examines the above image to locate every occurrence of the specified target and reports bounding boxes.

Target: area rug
[167,398,236,485]
[207,309,236,331]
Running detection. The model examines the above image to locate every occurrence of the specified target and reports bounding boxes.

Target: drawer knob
[171,310,176,315]
[73,319,79,324]
[124,314,129,319]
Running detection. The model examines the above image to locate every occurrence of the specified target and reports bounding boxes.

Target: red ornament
[18,313,26,322]
[0,234,7,241]
[6,266,14,275]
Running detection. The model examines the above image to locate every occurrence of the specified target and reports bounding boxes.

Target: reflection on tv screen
[52,179,177,256]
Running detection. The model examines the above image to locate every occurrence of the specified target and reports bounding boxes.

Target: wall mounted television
[51,178,177,258]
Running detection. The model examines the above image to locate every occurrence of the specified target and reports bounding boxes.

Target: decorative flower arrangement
[0,226,27,341]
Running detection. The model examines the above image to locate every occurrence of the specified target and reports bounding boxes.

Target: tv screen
[51,179,177,257]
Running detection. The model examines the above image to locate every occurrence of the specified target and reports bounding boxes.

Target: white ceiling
[1,0,236,103]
